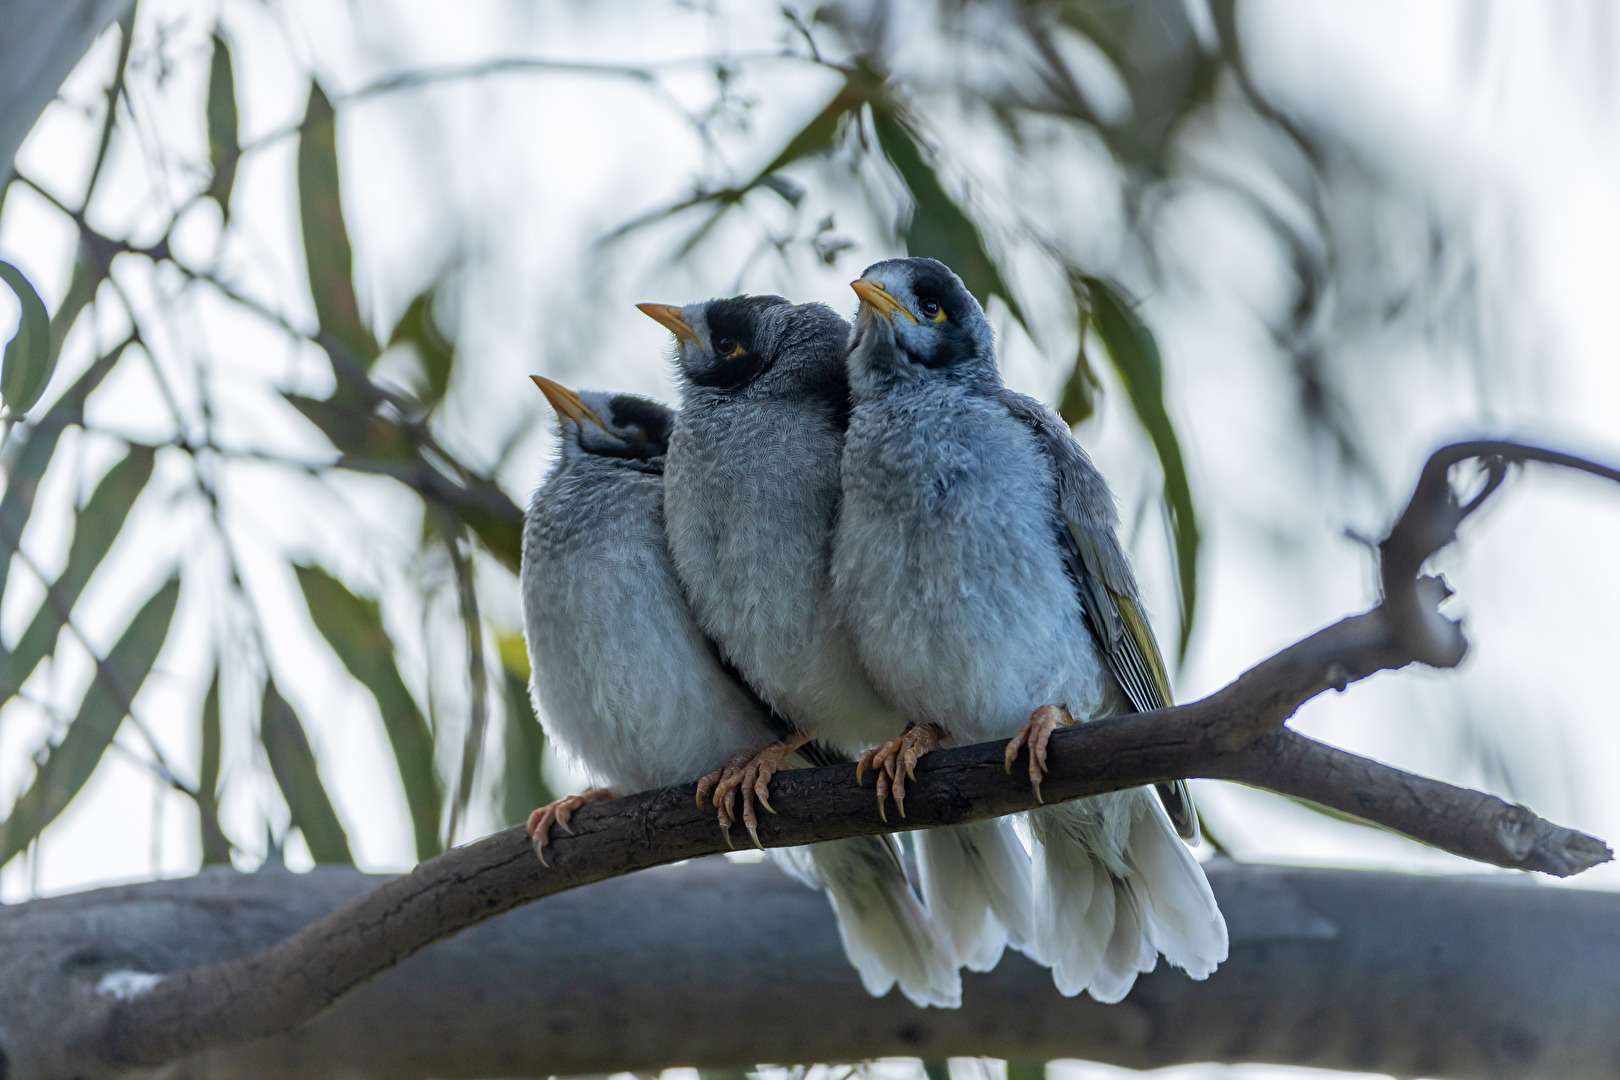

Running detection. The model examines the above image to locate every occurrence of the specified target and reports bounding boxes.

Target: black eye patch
[686,295,788,389]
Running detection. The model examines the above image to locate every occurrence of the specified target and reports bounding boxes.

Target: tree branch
[55,440,1620,1075]
[12,862,1620,1080]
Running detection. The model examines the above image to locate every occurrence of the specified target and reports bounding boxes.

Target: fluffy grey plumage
[833,258,1228,1001]
[521,382,769,794]
[523,372,956,1007]
[649,294,1031,984]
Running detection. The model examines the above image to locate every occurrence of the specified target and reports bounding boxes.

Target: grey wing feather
[995,389,1200,842]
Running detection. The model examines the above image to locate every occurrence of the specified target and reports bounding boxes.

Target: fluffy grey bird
[832,259,1228,1002]
[519,375,957,1007]
[643,296,1033,978]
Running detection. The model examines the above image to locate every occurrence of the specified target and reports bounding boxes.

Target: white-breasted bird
[520,375,957,1007]
[643,295,1033,980]
[832,258,1228,1002]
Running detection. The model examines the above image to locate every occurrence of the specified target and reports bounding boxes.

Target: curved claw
[1006,705,1073,804]
[526,789,615,867]
[707,737,805,848]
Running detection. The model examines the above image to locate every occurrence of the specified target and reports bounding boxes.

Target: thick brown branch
[56,438,1620,1074]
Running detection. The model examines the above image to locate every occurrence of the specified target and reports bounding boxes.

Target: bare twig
[61,440,1620,1073]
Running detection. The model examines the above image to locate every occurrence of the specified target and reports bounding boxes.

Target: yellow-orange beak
[636,302,701,346]
[851,278,917,324]
[530,375,609,432]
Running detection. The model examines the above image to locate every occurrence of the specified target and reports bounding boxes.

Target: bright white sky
[2,3,1619,1077]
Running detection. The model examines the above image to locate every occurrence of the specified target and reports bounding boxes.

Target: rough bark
[5,861,1619,1080]
[0,0,133,175]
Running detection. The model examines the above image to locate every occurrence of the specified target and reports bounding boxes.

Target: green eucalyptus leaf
[283,392,414,465]
[197,663,231,865]
[1,261,54,415]
[297,83,378,370]
[453,479,524,575]
[1081,275,1200,659]
[0,445,155,704]
[868,107,1027,333]
[260,678,353,864]
[205,33,240,217]
[0,345,124,614]
[757,68,879,178]
[1057,310,1100,426]
[387,289,455,408]
[0,575,181,867]
[498,631,552,829]
[49,242,99,370]
[294,565,441,860]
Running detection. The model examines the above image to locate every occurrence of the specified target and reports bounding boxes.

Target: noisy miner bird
[520,375,958,1008]
[641,295,1034,976]
[832,258,1228,1002]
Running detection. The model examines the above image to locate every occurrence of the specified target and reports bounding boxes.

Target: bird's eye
[919,297,945,323]
[714,336,746,358]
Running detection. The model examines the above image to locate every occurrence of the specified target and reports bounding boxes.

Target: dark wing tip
[1156,780,1201,844]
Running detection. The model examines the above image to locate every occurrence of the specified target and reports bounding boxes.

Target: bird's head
[637,295,850,407]
[530,375,672,464]
[848,257,996,390]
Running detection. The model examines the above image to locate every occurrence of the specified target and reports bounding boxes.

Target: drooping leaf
[1080,275,1200,659]
[1,261,54,415]
[756,67,881,178]
[0,445,155,704]
[605,67,878,258]
[0,345,124,615]
[435,513,489,847]
[1057,309,1100,426]
[387,289,455,408]
[498,632,552,829]
[1047,0,1216,173]
[260,678,353,864]
[922,1061,950,1080]
[283,393,414,465]
[205,33,240,216]
[197,663,231,865]
[49,242,99,369]
[294,565,441,860]
[0,576,181,867]
[453,476,524,574]
[297,83,378,370]
[868,106,1027,332]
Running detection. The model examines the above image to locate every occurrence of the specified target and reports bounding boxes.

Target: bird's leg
[856,722,944,821]
[526,788,616,867]
[1004,704,1075,804]
[698,735,812,849]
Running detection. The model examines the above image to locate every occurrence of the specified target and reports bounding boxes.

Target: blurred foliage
[0,0,1491,878]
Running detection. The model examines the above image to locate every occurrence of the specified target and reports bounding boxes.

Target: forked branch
[64,440,1617,1077]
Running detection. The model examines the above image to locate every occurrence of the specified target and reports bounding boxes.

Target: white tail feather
[915,820,1035,971]
[772,837,962,1008]
[1123,800,1228,979]
[1030,788,1226,1000]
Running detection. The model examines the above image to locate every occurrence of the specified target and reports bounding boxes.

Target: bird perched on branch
[519,375,957,1008]
[644,295,1032,979]
[832,258,1228,1001]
